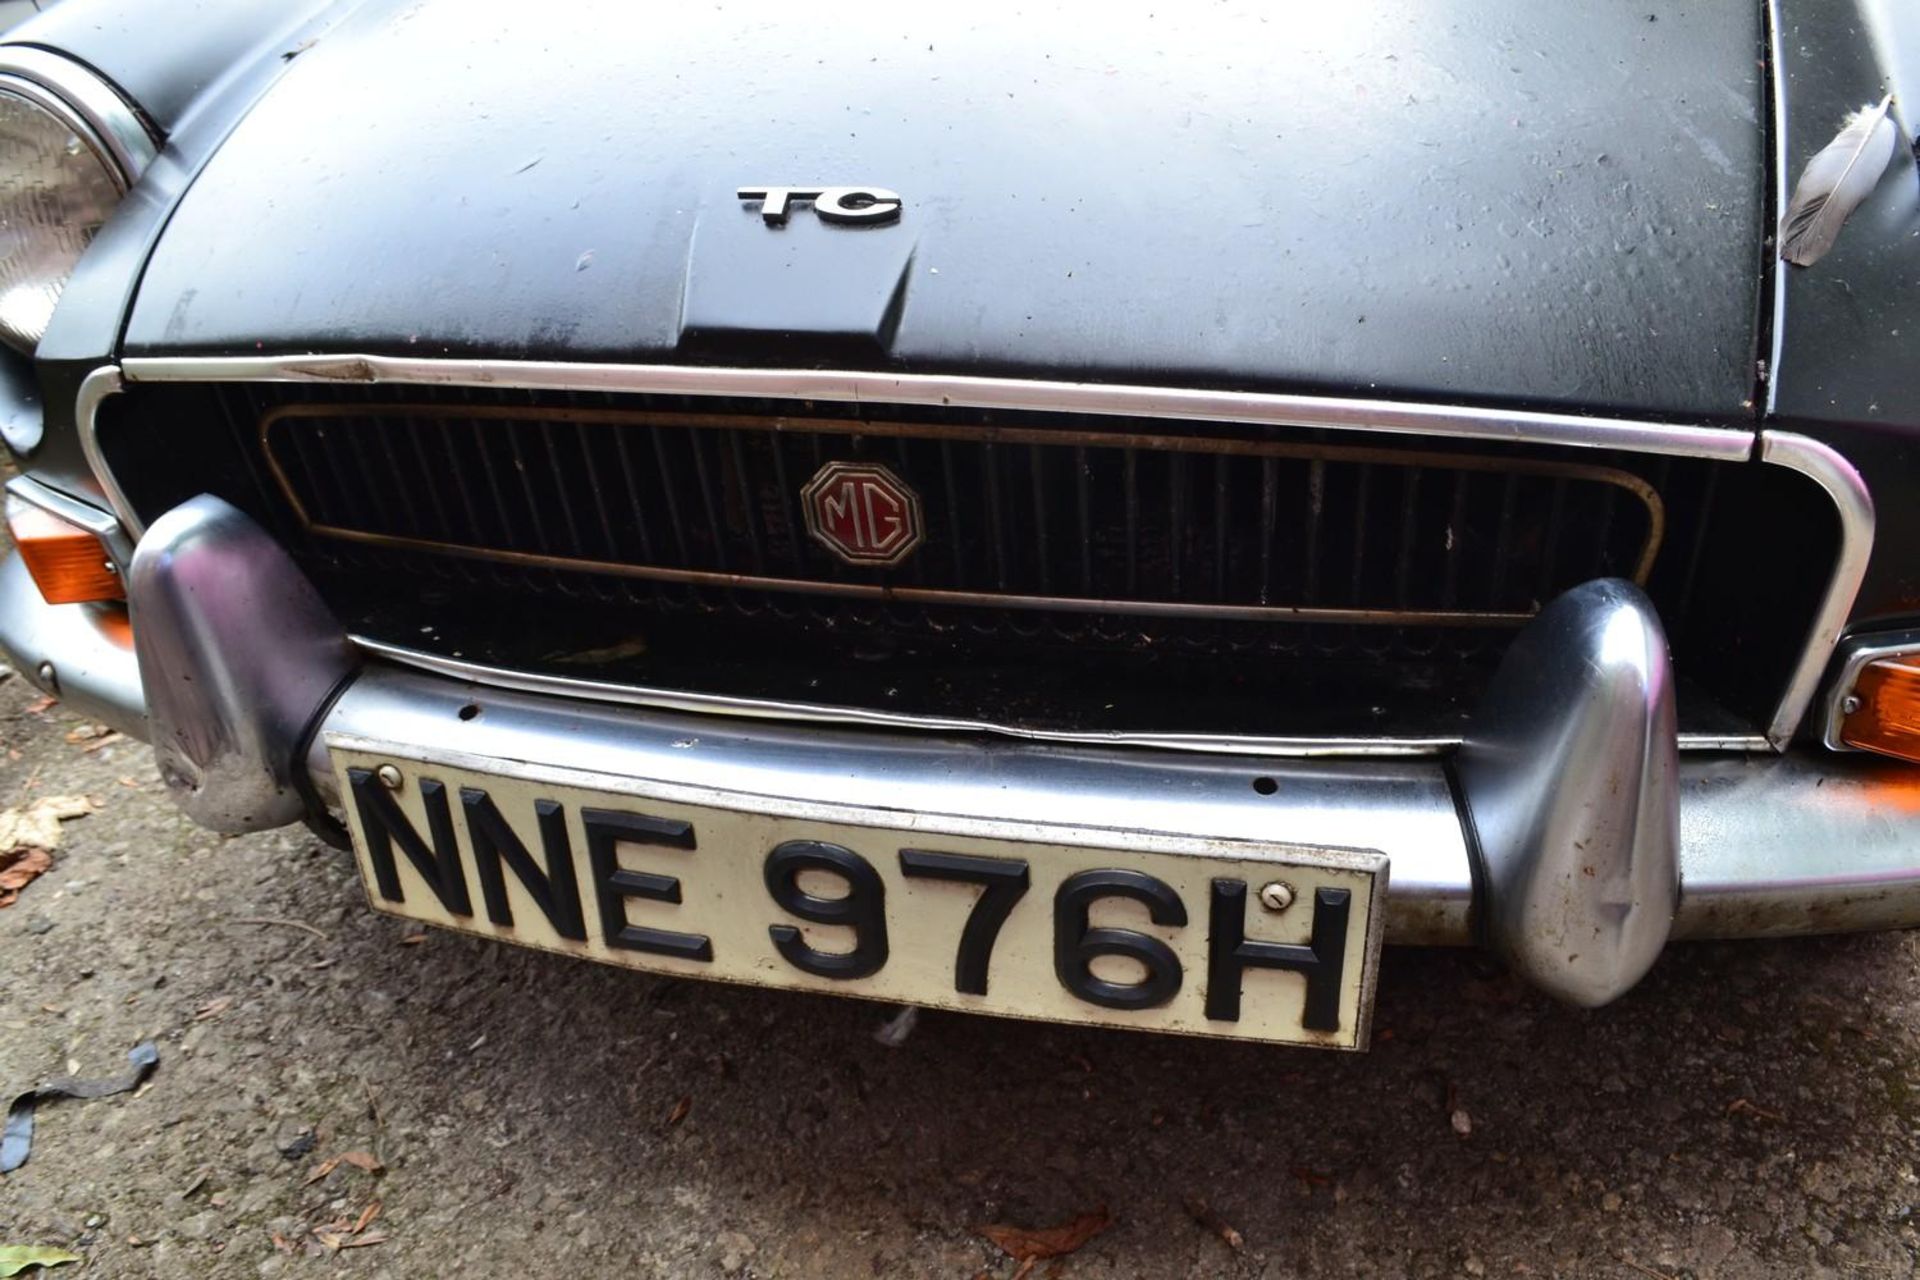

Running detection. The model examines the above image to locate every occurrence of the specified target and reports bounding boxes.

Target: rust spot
[300,357,379,383]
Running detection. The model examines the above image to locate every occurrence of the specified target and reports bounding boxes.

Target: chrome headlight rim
[0,45,157,190]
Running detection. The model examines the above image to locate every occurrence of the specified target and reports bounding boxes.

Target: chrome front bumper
[6,498,1920,1005]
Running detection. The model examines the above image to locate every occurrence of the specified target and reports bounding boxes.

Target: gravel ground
[1,650,1918,1278]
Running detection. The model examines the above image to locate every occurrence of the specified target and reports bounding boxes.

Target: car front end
[4,0,1919,1050]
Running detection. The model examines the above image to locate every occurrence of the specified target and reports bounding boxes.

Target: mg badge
[801,461,924,567]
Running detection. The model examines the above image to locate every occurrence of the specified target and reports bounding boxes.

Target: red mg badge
[801,461,924,567]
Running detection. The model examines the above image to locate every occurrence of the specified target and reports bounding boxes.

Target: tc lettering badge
[738,186,903,225]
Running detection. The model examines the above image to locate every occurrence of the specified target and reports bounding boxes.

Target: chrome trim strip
[1762,0,1788,417]
[1820,629,1920,752]
[352,635,1460,757]
[1758,430,1876,749]
[355,634,1771,757]
[5,472,119,536]
[346,529,1537,629]
[75,366,141,536]
[0,47,157,185]
[118,354,1759,460]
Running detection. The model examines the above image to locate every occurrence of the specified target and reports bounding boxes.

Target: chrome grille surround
[82,358,1871,754]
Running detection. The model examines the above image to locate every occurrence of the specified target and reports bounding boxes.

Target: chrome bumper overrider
[5,496,1920,1007]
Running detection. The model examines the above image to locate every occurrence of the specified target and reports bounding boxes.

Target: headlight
[0,49,156,355]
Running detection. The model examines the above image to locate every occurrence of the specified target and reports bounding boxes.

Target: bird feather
[1780,93,1897,267]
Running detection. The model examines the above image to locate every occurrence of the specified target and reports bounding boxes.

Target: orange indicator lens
[5,492,123,604]
[1840,655,1920,765]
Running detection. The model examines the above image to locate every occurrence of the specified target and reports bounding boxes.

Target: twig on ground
[231,916,331,942]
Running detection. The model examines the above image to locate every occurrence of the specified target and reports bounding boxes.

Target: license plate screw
[376,764,404,791]
[1258,880,1295,913]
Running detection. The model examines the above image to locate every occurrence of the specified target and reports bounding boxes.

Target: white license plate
[329,737,1389,1050]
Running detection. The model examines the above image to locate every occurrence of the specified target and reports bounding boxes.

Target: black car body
[1,0,1916,1048]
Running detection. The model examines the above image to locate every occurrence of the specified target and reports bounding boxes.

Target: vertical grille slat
[1303,459,1325,605]
[1028,445,1051,594]
[404,418,456,543]
[684,428,729,570]
[650,427,693,565]
[1489,472,1519,607]
[1442,470,1470,609]
[939,438,966,586]
[1168,451,1187,600]
[982,441,1008,591]
[1349,462,1371,605]
[891,436,927,587]
[1123,447,1140,595]
[1258,456,1277,605]
[314,421,380,534]
[1393,469,1421,608]
[1536,477,1568,604]
[1074,445,1093,595]
[770,432,804,574]
[609,426,659,564]
[575,420,621,559]
[539,422,587,558]
[726,429,766,575]
[503,421,553,552]
[1212,454,1230,601]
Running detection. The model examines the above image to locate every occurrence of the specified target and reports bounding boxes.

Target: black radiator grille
[95,379,1840,742]
[254,397,1668,631]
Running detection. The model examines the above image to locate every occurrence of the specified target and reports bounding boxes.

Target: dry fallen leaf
[0,848,52,908]
[0,795,94,854]
[269,1233,295,1256]
[352,1201,382,1234]
[78,732,127,755]
[340,1232,389,1250]
[0,1244,82,1276]
[192,997,234,1022]
[663,1095,692,1130]
[978,1208,1112,1276]
[306,1149,384,1185]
